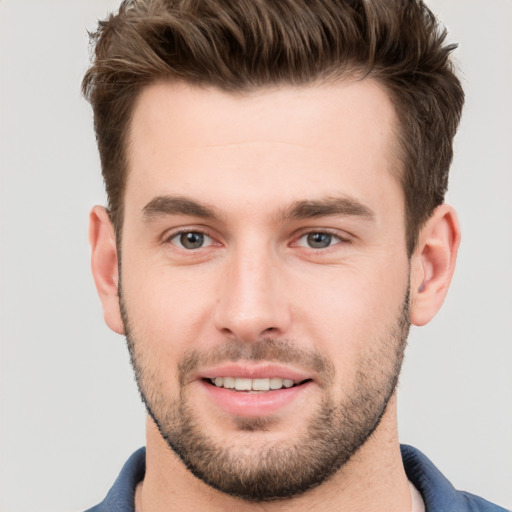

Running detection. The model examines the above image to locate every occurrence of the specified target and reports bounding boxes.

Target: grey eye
[306,232,333,248]
[295,232,341,249]
[171,231,211,249]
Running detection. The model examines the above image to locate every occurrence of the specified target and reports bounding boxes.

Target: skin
[90,79,460,511]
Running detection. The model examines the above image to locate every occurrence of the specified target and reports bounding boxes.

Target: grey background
[0,1,510,510]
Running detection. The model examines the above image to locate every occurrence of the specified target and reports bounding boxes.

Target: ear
[410,204,460,326]
[89,206,124,335]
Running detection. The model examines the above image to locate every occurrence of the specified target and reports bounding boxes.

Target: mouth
[197,364,316,418]
[205,376,311,392]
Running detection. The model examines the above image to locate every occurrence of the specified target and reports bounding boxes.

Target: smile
[208,377,305,391]
[197,363,316,417]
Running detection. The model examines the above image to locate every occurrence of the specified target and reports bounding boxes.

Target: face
[119,80,411,500]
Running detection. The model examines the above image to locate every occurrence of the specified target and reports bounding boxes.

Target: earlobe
[89,206,125,335]
[410,204,460,326]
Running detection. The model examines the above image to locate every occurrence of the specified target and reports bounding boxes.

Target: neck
[139,395,411,512]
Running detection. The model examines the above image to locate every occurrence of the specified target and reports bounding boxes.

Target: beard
[121,289,410,502]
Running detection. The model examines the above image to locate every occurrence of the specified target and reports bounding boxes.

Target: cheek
[120,260,216,360]
[291,256,409,367]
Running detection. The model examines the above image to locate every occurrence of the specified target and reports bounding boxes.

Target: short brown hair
[82,0,464,255]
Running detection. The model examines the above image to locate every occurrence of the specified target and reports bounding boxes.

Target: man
[82,0,507,511]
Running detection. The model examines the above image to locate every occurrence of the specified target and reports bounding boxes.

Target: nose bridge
[214,239,288,341]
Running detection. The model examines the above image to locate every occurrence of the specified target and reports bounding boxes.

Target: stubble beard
[121,290,410,502]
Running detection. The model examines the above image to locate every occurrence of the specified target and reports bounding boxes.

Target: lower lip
[200,380,312,418]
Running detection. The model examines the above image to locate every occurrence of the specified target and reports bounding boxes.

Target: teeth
[211,377,299,391]
[234,378,252,391]
[252,378,270,391]
[223,376,235,389]
[269,377,283,390]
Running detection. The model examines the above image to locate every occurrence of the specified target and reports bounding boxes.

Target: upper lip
[194,363,314,383]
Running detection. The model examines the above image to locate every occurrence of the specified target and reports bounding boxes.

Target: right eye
[294,231,343,249]
[168,231,213,250]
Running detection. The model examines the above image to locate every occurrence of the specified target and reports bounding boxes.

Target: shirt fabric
[85,444,509,512]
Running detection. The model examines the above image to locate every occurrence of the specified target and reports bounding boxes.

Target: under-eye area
[206,377,312,392]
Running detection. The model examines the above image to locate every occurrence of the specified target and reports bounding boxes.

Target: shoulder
[458,491,511,512]
[401,445,509,512]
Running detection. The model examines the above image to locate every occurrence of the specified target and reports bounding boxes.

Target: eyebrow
[281,196,375,221]
[142,194,375,223]
[142,196,220,221]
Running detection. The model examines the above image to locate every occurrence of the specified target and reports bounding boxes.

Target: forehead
[125,79,401,218]
[129,79,398,155]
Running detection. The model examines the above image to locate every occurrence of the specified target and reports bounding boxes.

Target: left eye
[169,231,213,250]
[296,232,341,249]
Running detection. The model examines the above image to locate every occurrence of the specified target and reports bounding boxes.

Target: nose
[213,246,291,342]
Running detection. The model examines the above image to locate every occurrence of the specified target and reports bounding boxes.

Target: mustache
[177,338,335,386]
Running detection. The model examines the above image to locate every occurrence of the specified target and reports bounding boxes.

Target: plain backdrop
[0,1,511,511]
